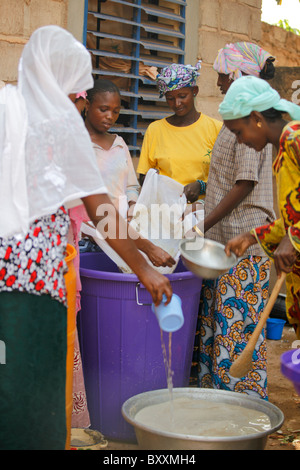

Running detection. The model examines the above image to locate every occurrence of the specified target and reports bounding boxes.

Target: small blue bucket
[266,318,286,340]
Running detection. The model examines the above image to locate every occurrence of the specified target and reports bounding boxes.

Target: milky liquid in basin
[134,397,272,437]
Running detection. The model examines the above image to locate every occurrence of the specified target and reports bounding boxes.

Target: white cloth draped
[0,25,107,238]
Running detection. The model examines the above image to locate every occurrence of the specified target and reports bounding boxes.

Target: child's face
[86,91,121,133]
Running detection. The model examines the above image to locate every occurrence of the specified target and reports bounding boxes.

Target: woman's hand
[137,263,173,306]
[143,242,176,268]
[273,234,298,275]
[184,182,201,203]
[225,232,257,257]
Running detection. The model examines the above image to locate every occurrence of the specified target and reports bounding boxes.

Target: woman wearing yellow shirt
[137,62,222,202]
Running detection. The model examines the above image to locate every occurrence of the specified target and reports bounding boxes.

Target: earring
[257,122,262,128]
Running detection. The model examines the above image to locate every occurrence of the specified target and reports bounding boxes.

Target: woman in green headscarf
[194,43,276,399]
[221,75,300,340]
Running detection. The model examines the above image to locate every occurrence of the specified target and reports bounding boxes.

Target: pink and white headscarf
[213,42,275,81]
[76,91,87,99]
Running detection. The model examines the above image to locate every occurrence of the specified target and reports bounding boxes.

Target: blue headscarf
[219,75,300,121]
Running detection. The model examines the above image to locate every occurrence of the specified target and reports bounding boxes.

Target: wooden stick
[229,272,287,378]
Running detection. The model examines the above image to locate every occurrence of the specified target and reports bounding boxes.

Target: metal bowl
[122,388,284,450]
[180,238,237,279]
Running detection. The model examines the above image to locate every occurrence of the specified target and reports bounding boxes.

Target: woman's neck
[86,125,115,150]
[268,118,288,151]
[167,108,201,127]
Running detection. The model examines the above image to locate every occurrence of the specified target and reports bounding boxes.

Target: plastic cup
[266,318,286,340]
[151,293,184,333]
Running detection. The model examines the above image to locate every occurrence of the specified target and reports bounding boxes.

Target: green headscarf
[219,75,300,121]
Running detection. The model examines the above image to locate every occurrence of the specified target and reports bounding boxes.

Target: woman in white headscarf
[0,25,172,450]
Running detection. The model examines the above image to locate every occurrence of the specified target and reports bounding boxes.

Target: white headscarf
[0,25,107,238]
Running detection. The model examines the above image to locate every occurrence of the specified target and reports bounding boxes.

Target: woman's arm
[82,193,172,305]
[204,180,254,233]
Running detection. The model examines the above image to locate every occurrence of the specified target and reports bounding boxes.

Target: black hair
[87,79,121,103]
[242,107,283,123]
[260,57,275,81]
[260,107,283,122]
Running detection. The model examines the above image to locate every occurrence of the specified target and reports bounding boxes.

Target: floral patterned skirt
[198,256,271,400]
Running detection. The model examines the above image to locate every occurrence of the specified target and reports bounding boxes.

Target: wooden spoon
[229,272,287,378]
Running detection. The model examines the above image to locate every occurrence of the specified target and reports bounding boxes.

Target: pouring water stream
[160,330,174,426]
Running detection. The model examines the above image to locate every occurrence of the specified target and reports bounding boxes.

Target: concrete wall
[185,0,200,66]
[1,0,299,117]
[195,0,263,119]
[0,0,84,84]
[0,0,264,91]
[261,21,300,67]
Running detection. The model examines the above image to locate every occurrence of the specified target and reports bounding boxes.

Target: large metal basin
[180,239,237,279]
[122,388,284,450]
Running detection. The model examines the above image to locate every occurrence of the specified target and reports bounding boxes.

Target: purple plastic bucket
[78,252,202,441]
[280,349,300,395]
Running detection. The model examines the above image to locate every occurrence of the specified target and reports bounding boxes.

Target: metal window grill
[83,0,186,156]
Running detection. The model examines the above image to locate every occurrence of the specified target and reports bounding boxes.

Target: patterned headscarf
[213,42,275,81]
[156,61,201,97]
[219,75,300,121]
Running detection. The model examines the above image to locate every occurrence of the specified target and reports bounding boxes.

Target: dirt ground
[100,326,300,452]
[264,326,300,450]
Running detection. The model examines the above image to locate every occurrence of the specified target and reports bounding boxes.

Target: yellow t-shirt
[137,113,222,186]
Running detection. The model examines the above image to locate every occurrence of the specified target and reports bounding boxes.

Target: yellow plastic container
[64,244,77,450]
